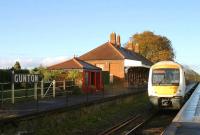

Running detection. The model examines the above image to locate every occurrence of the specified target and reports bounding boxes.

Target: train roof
[151,61,200,76]
[151,61,181,69]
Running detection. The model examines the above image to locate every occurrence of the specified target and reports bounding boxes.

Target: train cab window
[152,69,180,86]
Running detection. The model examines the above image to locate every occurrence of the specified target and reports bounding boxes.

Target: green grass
[1,92,152,135]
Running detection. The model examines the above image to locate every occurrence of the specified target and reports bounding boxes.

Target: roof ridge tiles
[108,42,125,59]
[73,58,83,68]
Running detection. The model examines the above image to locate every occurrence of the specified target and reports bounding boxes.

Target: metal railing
[0,80,145,111]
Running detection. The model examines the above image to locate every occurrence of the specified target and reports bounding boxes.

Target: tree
[67,70,81,81]
[31,65,63,81]
[13,61,21,70]
[125,31,175,63]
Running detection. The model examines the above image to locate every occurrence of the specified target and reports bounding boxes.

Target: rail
[99,111,159,135]
[98,115,142,135]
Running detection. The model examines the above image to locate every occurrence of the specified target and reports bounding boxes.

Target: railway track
[99,111,159,135]
[134,110,178,135]
[98,92,193,135]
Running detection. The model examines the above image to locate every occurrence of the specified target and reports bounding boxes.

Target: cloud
[0,56,69,69]
[41,56,68,67]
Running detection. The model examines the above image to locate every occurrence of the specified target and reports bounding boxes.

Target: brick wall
[84,60,125,79]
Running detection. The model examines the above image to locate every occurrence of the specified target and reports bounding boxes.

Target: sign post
[11,71,15,104]
[12,73,40,103]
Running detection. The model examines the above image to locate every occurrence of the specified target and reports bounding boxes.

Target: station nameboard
[13,74,39,83]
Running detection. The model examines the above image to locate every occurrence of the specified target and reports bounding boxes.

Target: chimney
[134,43,139,53]
[116,35,121,47]
[110,32,116,45]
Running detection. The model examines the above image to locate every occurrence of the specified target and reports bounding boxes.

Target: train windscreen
[152,68,180,86]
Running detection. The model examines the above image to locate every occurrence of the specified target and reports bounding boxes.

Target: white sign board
[13,74,39,83]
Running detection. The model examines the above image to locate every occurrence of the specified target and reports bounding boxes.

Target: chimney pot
[110,32,116,45]
[116,35,121,47]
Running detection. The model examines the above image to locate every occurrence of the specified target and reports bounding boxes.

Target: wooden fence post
[63,80,66,90]
[53,80,56,98]
[11,82,15,104]
[34,83,38,100]
[41,80,44,98]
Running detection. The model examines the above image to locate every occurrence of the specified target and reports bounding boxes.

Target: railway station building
[48,58,103,93]
[79,33,153,88]
[48,32,152,89]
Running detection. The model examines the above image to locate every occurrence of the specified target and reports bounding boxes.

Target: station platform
[163,84,200,135]
[0,88,145,122]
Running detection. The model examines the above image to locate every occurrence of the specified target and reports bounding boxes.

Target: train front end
[148,61,185,109]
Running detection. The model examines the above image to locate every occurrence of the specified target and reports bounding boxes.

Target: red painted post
[82,71,85,92]
[88,71,91,93]
[100,71,102,90]
[94,72,97,92]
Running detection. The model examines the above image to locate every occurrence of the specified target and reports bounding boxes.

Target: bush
[0,69,12,83]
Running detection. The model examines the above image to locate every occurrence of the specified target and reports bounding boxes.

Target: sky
[0,0,200,71]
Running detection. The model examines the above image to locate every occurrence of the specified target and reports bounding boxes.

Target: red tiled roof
[79,42,152,66]
[79,42,124,60]
[48,58,101,70]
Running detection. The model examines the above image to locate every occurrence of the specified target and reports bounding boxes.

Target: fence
[0,80,145,113]
[0,80,75,105]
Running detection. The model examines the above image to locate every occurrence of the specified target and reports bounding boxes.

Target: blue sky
[0,0,200,71]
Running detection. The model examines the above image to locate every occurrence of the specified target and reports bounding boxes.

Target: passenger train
[148,61,200,109]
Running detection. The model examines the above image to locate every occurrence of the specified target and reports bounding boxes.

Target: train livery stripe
[153,86,179,95]
[152,65,180,69]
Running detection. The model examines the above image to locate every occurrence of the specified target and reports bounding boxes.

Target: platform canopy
[124,59,151,68]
